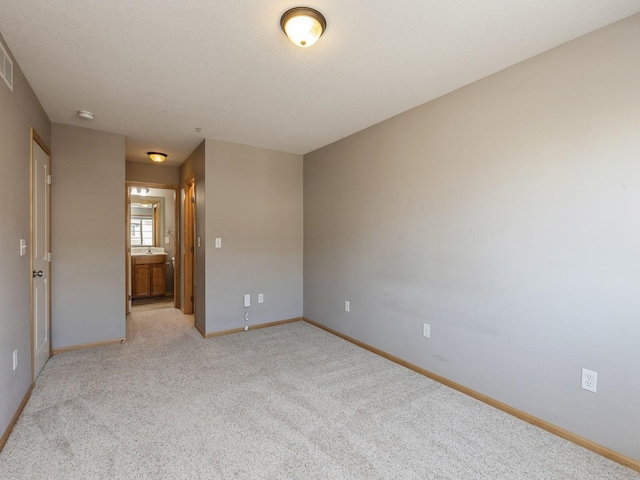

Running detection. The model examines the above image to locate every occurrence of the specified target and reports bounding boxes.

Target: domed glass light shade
[280,7,326,48]
[147,152,167,163]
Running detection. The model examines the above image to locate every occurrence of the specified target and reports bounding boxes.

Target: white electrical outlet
[345,301,350,312]
[12,350,17,371]
[258,294,264,304]
[581,368,597,393]
[423,323,430,338]
[243,294,251,308]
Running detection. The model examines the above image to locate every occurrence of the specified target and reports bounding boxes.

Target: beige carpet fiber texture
[1,310,638,479]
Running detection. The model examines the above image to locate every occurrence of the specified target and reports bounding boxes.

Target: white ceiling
[1,1,639,166]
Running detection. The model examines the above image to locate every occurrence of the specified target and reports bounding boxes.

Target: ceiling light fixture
[280,7,326,48]
[147,152,167,163]
[131,187,150,196]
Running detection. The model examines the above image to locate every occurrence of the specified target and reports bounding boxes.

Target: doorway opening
[125,182,180,315]
[183,179,195,315]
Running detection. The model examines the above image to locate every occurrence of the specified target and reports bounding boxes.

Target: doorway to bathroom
[125,182,180,315]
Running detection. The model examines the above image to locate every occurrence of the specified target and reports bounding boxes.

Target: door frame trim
[125,181,181,315]
[183,179,195,315]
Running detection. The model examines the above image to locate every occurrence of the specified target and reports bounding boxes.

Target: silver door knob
[33,270,43,278]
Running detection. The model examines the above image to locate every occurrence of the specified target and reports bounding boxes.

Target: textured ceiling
[1,1,639,166]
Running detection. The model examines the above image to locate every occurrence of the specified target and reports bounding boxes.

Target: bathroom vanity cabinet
[132,254,166,299]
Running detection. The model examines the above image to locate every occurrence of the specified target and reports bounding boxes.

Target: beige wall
[304,14,640,460]
[205,140,303,333]
[51,124,126,348]
[126,160,180,186]
[0,32,51,442]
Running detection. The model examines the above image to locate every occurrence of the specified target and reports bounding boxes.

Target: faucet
[147,246,151,254]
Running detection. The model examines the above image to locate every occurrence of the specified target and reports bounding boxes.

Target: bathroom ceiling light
[131,187,150,196]
[280,7,326,48]
[147,152,167,163]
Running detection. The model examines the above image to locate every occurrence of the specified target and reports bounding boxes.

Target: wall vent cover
[0,41,14,92]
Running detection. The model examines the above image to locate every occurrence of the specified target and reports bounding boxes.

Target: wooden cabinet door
[134,264,151,297]
[150,264,166,296]
[132,255,166,299]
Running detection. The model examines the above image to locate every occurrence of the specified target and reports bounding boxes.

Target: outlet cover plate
[423,323,430,338]
[581,368,597,393]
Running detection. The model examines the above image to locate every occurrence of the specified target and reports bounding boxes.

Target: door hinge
[47,252,52,262]
[191,196,195,203]
[128,295,131,301]
[47,175,52,185]
[190,295,194,302]
[190,246,194,253]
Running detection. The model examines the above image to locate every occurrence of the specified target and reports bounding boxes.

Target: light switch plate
[165,236,170,244]
[244,294,251,308]
[215,238,222,248]
[258,293,264,303]
[20,239,27,256]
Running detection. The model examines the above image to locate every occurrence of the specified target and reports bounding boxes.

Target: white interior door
[32,135,51,380]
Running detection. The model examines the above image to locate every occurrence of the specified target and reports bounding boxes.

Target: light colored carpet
[1,310,638,479]
[130,298,175,312]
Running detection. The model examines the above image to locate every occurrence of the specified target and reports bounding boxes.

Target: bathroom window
[131,216,154,246]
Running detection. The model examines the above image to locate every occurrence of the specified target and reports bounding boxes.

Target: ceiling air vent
[0,41,13,91]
